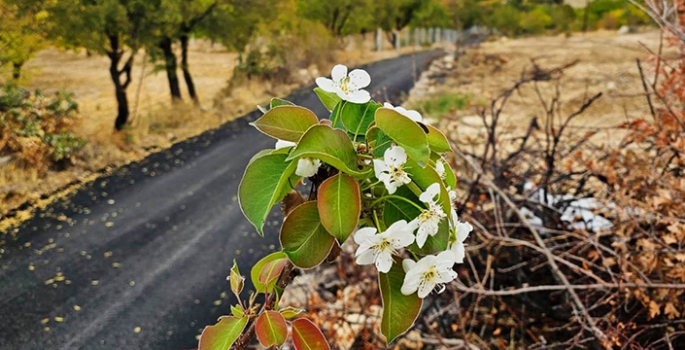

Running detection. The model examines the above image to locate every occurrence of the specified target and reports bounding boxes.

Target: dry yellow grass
[406,30,669,142]
[0,36,422,221]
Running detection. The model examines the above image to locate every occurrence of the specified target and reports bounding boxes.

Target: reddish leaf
[317,173,361,243]
[258,258,288,287]
[291,319,330,350]
[255,311,288,347]
[198,316,248,350]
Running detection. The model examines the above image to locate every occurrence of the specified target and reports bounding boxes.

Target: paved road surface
[0,51,441,350]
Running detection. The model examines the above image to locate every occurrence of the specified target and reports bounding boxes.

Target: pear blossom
[401,250,458,298]
[435,159,446,179]
[274,140,321,177]
[354,220,416,273]
[448,187,458,225]
[383,102,423,122]
[373,145,411,194]
[275,140,296,149]
[410,183,447,248]
[316,64,371,104]
[448,221,473,263]
[295,158,321,178]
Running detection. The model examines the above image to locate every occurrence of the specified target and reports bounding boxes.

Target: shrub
[520,6,553,34]
[0,84,84,170]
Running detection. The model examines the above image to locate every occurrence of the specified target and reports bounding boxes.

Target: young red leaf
[291,319,331,350]
[258,257,288,287]
[317,173,361,243]
[251,252,288,293]
[198,316,248,350]
[255,311,288,348]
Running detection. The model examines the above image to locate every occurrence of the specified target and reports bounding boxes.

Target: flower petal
[331,64,348,82]
[384,146,407,166]
[348,69,371,88]
[355,249,375,265]
[275,139,296,150]
[354,227,378,245]
[296,158,320,177]
[456,221,473,242]
[417,280,434,298]
[420,183,441,204]
[404,109,423,122]
[346,89,371,104]
[375,251,394,273]
[315,77,336,92]
[402,258,417,273]
[415,228,428,248]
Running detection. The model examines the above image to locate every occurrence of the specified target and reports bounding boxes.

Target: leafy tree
[375,0,424,47]
[296,0,374,37]
[0,1,48,80]
[45,0,156,131]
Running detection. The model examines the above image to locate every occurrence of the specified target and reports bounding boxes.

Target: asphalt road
[0,50,441,350]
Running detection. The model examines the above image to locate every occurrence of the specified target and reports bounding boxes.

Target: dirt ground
[406,30,668,140]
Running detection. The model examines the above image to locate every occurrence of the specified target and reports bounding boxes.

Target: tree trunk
[180,34,199,105]
[107,36,132,131]
[12,61,23,80]
[159,37,182,101]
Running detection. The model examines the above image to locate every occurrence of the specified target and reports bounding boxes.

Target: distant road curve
[0,50,442,350]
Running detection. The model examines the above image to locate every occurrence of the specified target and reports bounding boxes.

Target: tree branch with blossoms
[196,63,473,350]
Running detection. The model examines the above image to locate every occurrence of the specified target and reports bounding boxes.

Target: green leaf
[406,158,451,215]
[198,316,249,350]
[442,159,457,190]
[255,311,288,348]
[329,101,346,130]
[252,105,319,142]
[279,306,306,319]
[317,173,361,243]
[270,97,294,108]
[375,108,430,163]
[367,126,394,158]
[341,101,380,136]
[425,124,453,153]
[291,319,331,350]
[231,305,244,318]
[280,201,336,269]
[239,151,298,235]
[379,263,422,345]
[314,87,341,111]
[251,252,288,293]
[287,125,367,177]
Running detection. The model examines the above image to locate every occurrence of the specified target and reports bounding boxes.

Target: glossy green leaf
[251,252,288,293]
[255,311,288,348]
[317,173,361,243]
[341,101,380,136]
[425,124,453,153]
[375,108,430,163]
[287,125,367,177]
[239,151,298,236]
[314,87,341,111]
[198,316,248,350]
[329,101,346,129]
[270,97,294,108]
[252,105,319,142]
[379,263,422,345]
[442,159,457,190]
[280,201,336,269]
[279,306,306,319]
[292,319,331,350]
[367,126,393,158]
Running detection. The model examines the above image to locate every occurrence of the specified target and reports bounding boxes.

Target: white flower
[410,183,446,248]
[354,221,416,273]
[373,145,411,194]
[383,102,423,122]
[448,221,473,263]
[275,140,296,149]
[316,64,371,104]
[401,250,458,298]
[448,187,458,225]
[435,159,446,179]
[296,158,321,178]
